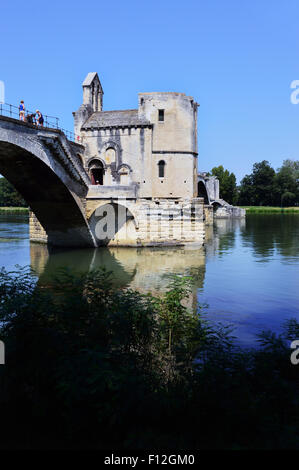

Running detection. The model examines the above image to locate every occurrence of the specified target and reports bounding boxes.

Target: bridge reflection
[205,217,246,259]
[30,244,206,313]
[30,218,247,311]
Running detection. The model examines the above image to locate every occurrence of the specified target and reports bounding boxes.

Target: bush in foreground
[0,267,298,449]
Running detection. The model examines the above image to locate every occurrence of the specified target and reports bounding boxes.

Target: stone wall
[86,197,205,247]
[204,176,219,201]
[29,211,48,244]
[213,205,246,218]
[204,205,213,225]
[138,92,198,199]
[74,79,200,201]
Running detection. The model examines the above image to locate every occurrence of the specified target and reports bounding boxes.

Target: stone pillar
[29,211,48,243]
[204,205,213,225]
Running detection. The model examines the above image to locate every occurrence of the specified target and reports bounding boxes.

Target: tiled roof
[82,110,151,129]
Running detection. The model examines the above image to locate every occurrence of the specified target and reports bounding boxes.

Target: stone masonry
[0,72,243,248]
[71,72,206,247]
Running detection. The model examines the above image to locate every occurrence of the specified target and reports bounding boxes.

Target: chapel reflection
[30,244,206,309]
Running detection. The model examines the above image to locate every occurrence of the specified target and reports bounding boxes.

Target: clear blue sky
[1,0,299,181]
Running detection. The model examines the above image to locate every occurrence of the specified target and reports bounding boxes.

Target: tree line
[0,177,26,207]
[209,159,299,206]
[0,158,298,207]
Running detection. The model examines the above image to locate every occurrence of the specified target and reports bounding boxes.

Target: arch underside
[0,141,95,247]
[211,201,223,212]
[197,181,210,204]
[89,203,137,246]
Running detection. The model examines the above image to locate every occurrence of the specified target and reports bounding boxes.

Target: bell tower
[73,72,104,136]
[82,72,103,112]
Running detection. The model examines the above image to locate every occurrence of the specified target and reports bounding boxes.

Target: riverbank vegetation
[0,178,27,207]
[241,206,299,213]
[0,267,298,450]
[0,207,29,213]
[210,159,299,207]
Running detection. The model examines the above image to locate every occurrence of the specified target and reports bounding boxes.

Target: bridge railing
[0,103,81,143]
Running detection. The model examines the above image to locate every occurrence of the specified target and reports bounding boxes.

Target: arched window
[158,160,165,178]
[119,168,130,185]
[105,147,116,164]
[88,159,105,185]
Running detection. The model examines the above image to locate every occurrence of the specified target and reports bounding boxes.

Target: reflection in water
[205,218,246,259]
[201,215,299,345]
[30,244,206,296]
[241,214,299,263]
[30,244,206,314]
[1,213,299,347]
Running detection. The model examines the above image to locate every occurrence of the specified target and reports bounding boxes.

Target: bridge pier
[85,196,205,247]
[0,115,97,248]
[29,212,48,244]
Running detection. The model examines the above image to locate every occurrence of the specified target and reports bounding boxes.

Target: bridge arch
[88,202,138,246]
[197,180,210,204]
[0,118,96,247]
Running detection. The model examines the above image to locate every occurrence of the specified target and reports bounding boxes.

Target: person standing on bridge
[36,110,44,126]
[19,101,25,121]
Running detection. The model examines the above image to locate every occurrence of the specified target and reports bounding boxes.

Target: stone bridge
[0,115,97,247]
[0,114,243,249]
[197,172,245,218]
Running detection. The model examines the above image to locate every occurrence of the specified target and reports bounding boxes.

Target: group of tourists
[19,101,44,126]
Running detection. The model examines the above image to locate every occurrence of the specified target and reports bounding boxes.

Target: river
[0,213,298,346]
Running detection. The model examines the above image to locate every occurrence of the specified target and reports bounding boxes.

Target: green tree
[273,159,299,206]
[239,160,276,206]
[210,165,238,204]
[0,267,299,450]
[238,174,254,205]
[0,177,26,207]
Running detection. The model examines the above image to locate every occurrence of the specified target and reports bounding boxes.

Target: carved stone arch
[99,140,121,166]
[87,157,107,185]
[197,180,210,204]
[86,156,107,171]
[88,201,140,246]
[117,163,132,173]
[92,200,139,227]
[117,163,132,185]
[100,140,121,153]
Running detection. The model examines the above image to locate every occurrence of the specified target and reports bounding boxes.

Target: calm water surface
[0,213,298,346]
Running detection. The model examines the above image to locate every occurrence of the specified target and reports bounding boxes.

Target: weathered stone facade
[72,72,206,247]
[0,72,244,248]
[198,172,245,219]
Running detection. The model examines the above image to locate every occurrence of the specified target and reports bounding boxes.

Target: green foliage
[241,206,299,213]
[0,177,27,207]
[210,165,238,204]
[152,275,206,382]
[239,160,275,206]
[0,267,298,450]
[238,159,299,207]
[273,159,299,206]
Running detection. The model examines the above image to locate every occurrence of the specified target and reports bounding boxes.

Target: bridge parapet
[40,133,90,187]
[0,114,90,189]
[0,114,96,247]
